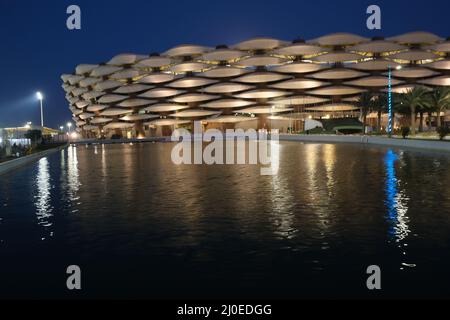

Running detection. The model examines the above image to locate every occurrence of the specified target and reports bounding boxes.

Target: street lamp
[36,92,44,128]
[60,126,64,132]
[67,122,72,132]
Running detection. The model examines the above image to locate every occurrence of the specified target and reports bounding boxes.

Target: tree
[398,87,429,136]
[426,87,450,129]
[372,94,387,133]
[357,92,374,134]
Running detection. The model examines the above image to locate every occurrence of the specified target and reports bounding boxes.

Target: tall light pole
[67,122,72,133]
[36,92,44,128]
[388,65,402,138]
[388,66,393,138]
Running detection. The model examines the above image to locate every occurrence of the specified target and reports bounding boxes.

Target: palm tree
[426,87,450,129]
[398,87,429,136]
[357,92,374,134]
[373,94,387,133]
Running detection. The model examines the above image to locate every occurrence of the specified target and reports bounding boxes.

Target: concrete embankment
[0,144,68,176]
[71,137,169,145]
[279,134,450,152]
[71,134,450,153]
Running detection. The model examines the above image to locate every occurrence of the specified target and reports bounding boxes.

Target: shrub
[401,127,410,139]
[437,126,449,141]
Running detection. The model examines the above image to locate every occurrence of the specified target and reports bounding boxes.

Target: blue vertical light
[384,149,398,239]
[388,66,393,137]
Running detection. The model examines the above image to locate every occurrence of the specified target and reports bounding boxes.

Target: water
[0,141,449,299]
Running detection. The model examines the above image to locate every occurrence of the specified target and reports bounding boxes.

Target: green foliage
[425,87,450,127]
[437,126,449,141]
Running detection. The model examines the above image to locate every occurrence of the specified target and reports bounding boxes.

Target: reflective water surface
[0,141,449,298]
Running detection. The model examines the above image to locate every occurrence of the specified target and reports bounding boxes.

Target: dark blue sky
[0,0,449,128]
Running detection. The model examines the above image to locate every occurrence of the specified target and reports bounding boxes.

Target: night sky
[0,0,449,129]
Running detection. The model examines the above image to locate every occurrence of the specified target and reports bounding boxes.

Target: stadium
[61,31,450,138]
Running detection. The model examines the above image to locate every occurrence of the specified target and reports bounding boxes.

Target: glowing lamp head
[36,92,43,101]
[396,65,402,70]
[67,122,72,128]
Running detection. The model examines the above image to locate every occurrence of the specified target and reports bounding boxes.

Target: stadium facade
[61,32,450,138]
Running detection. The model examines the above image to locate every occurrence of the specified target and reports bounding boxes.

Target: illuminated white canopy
[79,77,101,88]
[98,94,128,104]
[76,64,99,75]
[236,89,289,99]
[203,82,254,93]
[387,32,443,44]
[232,37,287,51]
[104,122,135,129]
[234,72,290,83]
[163,44,212,57]
[119,114,159,121]
[172,93,219,103]
[145,119,191,126]
[201,49,247,61]
[308,33,369,46]
[117,99,155,108]
[388,50,441,61]
[170,62,209,73]
[389,67,439,78]
[87,104,107,112]
[349,41,407,53]
[82,125,99,131]
[136,56,172,68]
[90,65,122,77]
[202,99,255,109]
[90,117,113,124]
[79,112,95,120]
[138,73,176,83]
[418,76,450,86]
[100,108,131,116]
[270,79,328,90]
[312,52,364,63]
[114,84,153,94]
[200,66,248,78]
[107,53,146,65]
[345,76,404,87]
[205,115,256,123]
[271,96,330,106]
[94,80,122,91]
[170,109,221,118]
[144,103,189,113]
[309,68,368,80]
[167,77,217,88]
[273,43,325,56]
[234,55,287,67]
[82,91,105,100]
[271,62,325,74]
[139,88,184,98]
[237,106,294,114]
[307,86,366,96]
